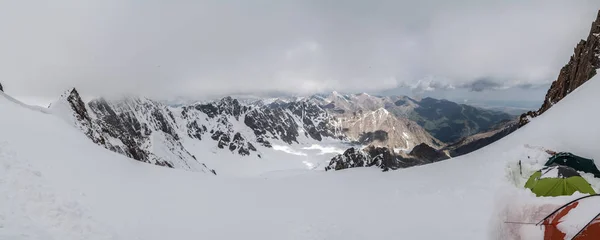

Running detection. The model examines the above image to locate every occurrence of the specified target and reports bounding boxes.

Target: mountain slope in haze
[339,108,443,150]
[520,9,600,127]
[310,92,513,143]
[402,97,513,143]
[2,67,600,240]
[442,119,519,157]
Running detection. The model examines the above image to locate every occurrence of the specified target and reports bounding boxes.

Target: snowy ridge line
[0,91,51,114]
[42,88,352,174]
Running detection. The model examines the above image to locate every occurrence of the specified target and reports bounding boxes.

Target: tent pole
[570,212,600,240]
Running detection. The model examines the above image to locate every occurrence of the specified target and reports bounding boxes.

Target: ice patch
[272,145,308,156]
[301,144,345,155]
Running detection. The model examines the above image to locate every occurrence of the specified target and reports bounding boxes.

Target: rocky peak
[325,143,452,172]
[65,88,92,123]
[324,146,401,172]
[194,96,249,120]
[520,10,600,126]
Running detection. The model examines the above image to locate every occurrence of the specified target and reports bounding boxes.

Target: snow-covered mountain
[49,89,217,173]
[48,89,352,174]
[47,86,456,174]
[44,83,516,175]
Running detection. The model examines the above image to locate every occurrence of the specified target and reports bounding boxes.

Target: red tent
[537,194,600,239]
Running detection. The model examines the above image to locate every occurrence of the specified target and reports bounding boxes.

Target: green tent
[544,152,600,178]
[525,165,596,197]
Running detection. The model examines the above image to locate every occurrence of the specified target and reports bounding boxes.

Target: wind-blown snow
[1,76,600,239]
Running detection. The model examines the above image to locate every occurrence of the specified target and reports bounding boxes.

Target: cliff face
[520,10,600,126]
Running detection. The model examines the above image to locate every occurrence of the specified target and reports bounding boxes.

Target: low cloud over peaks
[1,0,598,102]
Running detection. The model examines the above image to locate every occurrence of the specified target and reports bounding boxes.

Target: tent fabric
[524,166,596,197]
[540,164,580,178]
[545,152,600,178]
[539,194,600,240]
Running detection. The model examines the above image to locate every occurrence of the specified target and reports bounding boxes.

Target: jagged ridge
[52,90,346,173]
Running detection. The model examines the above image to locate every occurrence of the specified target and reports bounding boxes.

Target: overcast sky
[1,0,599,105]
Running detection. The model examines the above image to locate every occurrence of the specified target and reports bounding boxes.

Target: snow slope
[1,76,599,239]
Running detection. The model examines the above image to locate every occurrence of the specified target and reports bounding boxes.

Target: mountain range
[31,83,517,175]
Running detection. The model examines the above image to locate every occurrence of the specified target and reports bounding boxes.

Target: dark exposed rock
[0,82,3,92]
[196,97,248,120]
[244,107,300,145]
[325,147,371,171]
[155,160,174,168]
[520,10,600,127]
[325,145,447,172]
[187,120,206,140]
[409,143,448,162]
[365,146,401,171]
[357,130,389,145]
[67,89,92,123]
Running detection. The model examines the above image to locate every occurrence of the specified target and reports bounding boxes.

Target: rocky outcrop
[520,10,600,127]
[325,147,372,171]
[325,146,401,172]
[409,143,448,162]
[0,82,3,92]
[325,144,449,172]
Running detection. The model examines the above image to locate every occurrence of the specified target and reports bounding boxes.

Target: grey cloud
[460,78,503,92]
[0,0,599,104]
